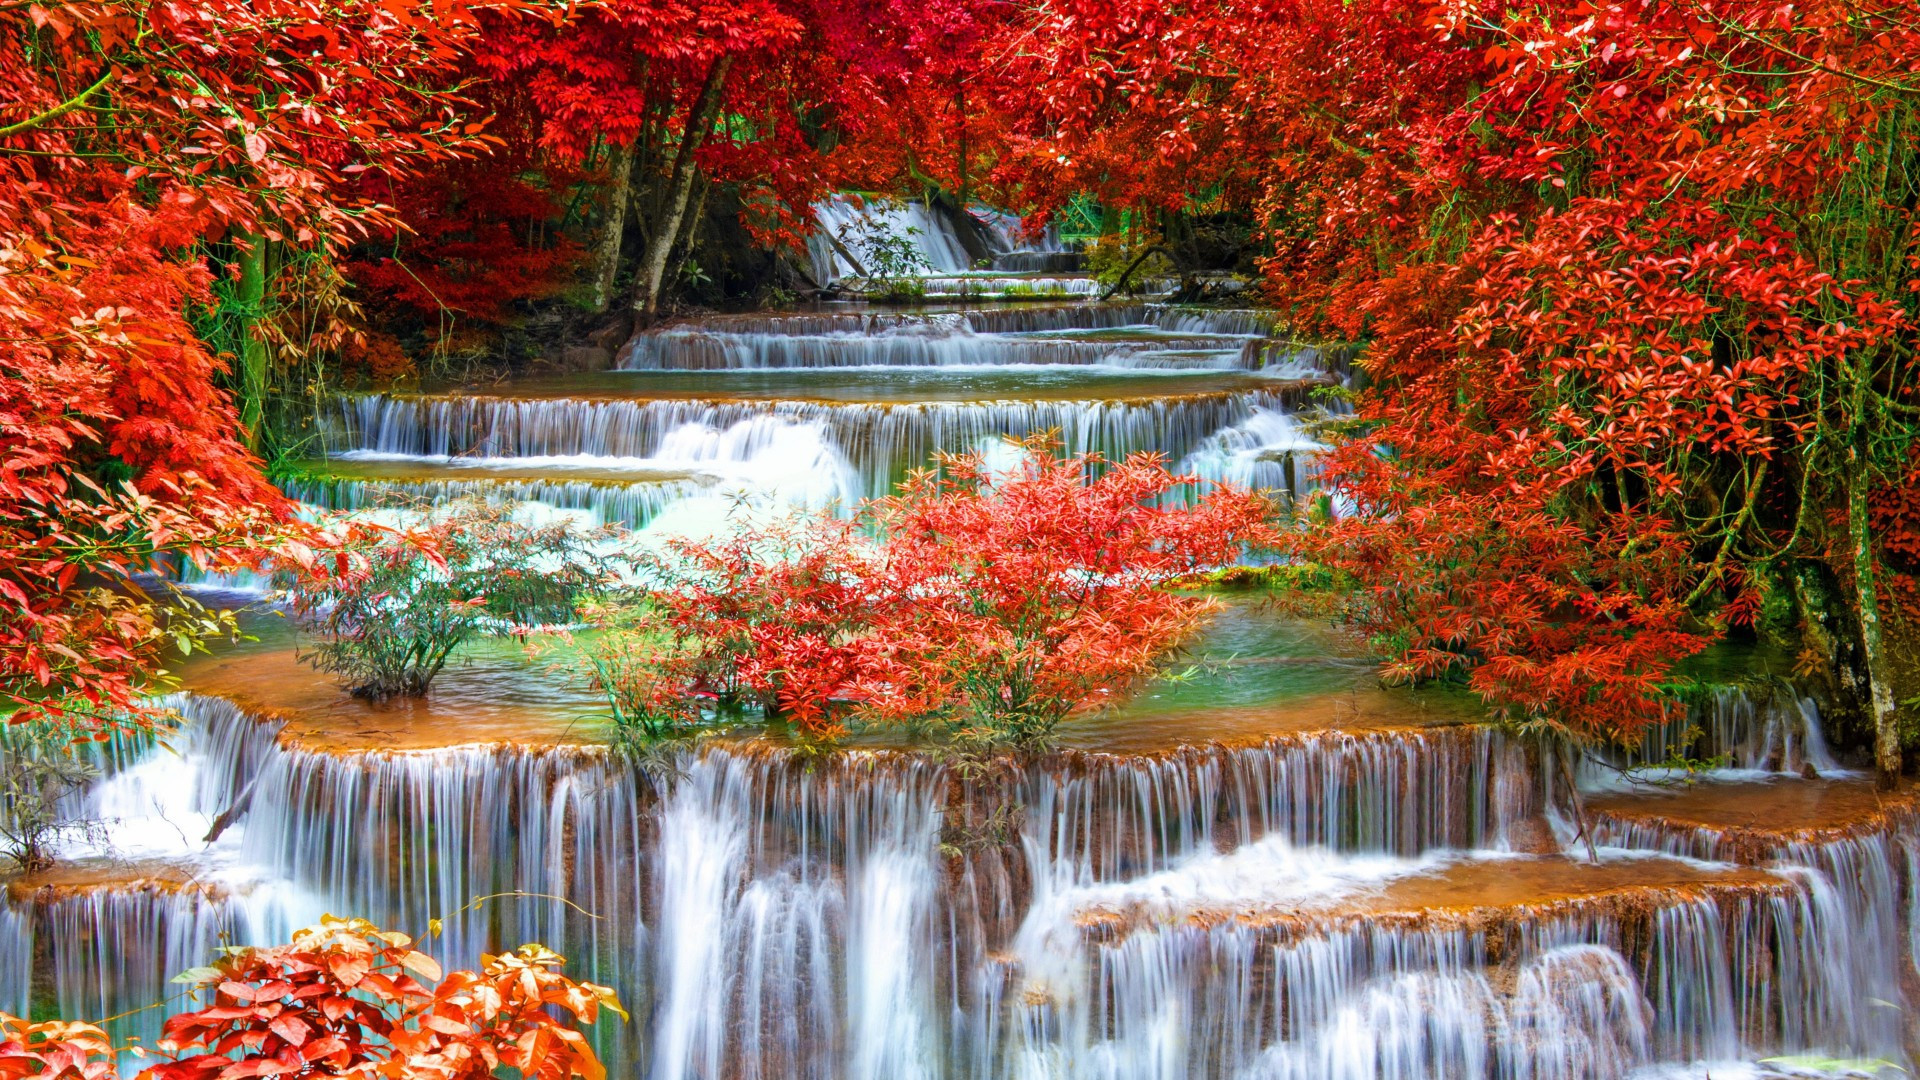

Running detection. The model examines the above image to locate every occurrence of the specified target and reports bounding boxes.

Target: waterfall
[321,390,1314,507]
[810,197,986,281]
[618,328,1254,372]
[285,474,705,530]
[1179,409,1328,497]
[988,859,1867,1079]
[650,761,750,1080]
[1027,728,1537,879]
[808,196,1065,285]
[7,689,1917,1076]
[1609,685,1845,776]
[20,285,1919,1077]
[0,902,29,1016]
[615,307,1269,374]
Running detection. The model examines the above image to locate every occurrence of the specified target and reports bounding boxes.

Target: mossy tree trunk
[235,232,270,452]
[635,54,731,320]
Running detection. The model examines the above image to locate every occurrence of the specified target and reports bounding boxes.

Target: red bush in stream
[638,442,1276,744]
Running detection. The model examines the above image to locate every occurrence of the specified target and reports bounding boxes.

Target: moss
[1184,563,1353,594]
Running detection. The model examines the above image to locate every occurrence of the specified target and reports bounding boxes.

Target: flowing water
[7,203,1918,1077]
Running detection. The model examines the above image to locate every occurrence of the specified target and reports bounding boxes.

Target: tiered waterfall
[7,204,1916,1079]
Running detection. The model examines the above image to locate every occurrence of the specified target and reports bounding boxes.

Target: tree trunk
[635,54,732,320]
[954,83,969,206]
[1849,462,1903,789]
[590,142,635,314]
[236,232,271,452]
[664,172,712,293]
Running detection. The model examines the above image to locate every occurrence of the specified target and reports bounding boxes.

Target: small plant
[0,720,104,873]
[279,499,618,699]
[844,213,931,300]
[560,596,711,758]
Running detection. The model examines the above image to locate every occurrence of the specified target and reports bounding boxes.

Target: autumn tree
[1000,0,1920,769]
[2,0,530,724]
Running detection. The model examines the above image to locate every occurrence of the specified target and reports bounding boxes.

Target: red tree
[997,0,1920,756]
[2,0,528,725]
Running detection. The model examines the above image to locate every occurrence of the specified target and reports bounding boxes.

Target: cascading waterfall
[284,473,706,530]
[0,696,320,1051]
[1179,409,1328,498]
[809,197,996,282]
[987,860,1879,1080]
[619,329,1256,372]
[290,301,1325,535]
[14,289,1919,1079]
[1609,685,1843,775]
[1027,728,1536,879]
[9,687,1915,1077]
[807,196,1067,285]
[617,304,1280,374]
[321,389,1314,507]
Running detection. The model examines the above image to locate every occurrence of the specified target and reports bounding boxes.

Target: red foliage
[2,0,525,723]
[1,190,285,725]
[645,515,883,738]
[0,1014,115,1080]
[0,918,618,1080]
[150,917,620,1080]
[346,157,585,328]
[645,443,1275,743]
[1001,0,1920,738]
[855,445,1275,741]
[1874,456,1920,610]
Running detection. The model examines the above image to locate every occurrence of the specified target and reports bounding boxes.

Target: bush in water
[857,440,1277,745]
[0,916,621,1080]
[0,720,103,872]
[560,596,715,757]
[280,500,618,700]
[631,439,1276,747]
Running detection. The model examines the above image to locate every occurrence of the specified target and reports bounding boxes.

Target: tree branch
[0,66,116,139]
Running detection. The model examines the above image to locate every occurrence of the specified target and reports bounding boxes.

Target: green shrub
[281,500,618,699]
[0,720,103,872]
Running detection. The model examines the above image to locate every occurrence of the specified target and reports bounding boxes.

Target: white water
[808,195,1065,284]
[4,689,1917,1075]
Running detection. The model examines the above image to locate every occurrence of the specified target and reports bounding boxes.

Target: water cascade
[11,278,1918,1078]
[807,197,1072,286]
[7,685,1915,1076]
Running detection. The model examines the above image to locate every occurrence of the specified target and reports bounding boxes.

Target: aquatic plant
[280,501,618,700]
